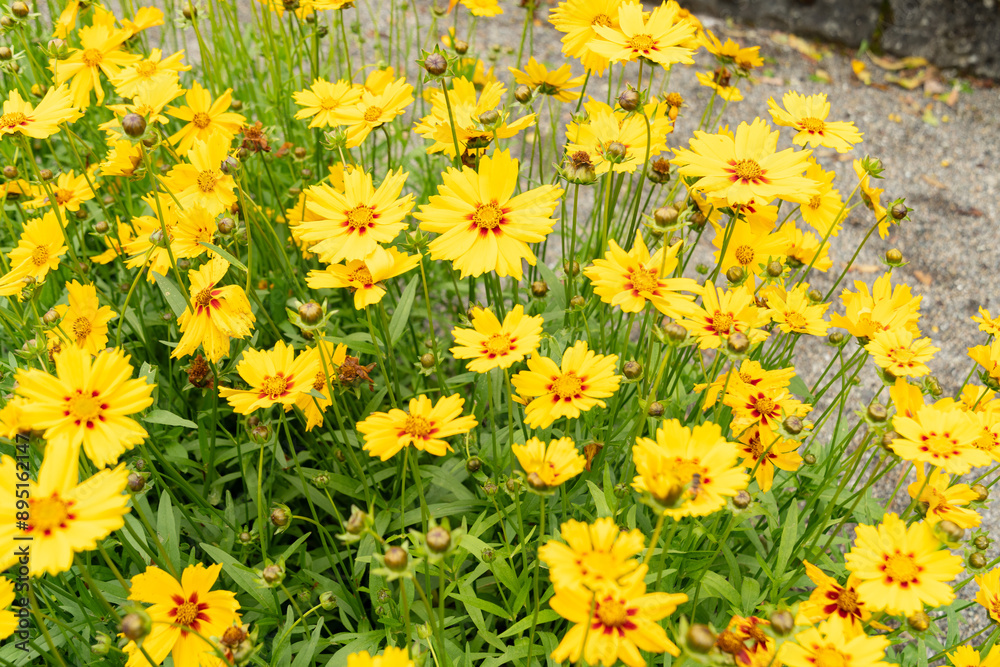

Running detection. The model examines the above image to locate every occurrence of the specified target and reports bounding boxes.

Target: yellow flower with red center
[584,234,700,316]
[632,420,749,518]
[694,360,796,410]
[795,561,870,633]
[736,424,802,492]
[0,452,129,577]
[891,404,989,474]
[510,341,621,429]
[14,346,155,468]
[778,619,890,667]
[122,563,240,667]
[970,341,1000,383]
[845,513,963,615]
[293,341,348,432]
[701,30,763,71]
[173,257,255,364]
[512,437,586,489]
[800,159,844,237]
[163,135,237,216]
[949,646,1000,667]
[166,82,246,155]
[450,305,544,373]
[416,150,562,280]
[356,394,478,460]
[538,517,645,593]
[866,329,939,378]
[565,98,673,175]
[46,281,118,355]
[0,85,81,139]
[219,340,320,414]
[677,281,770,350]
[972,307,1000,337]
[296,169,414,264]
[975,568,1000,624]
[549,566,687,667]
[725,382,810,431]
[293,79,361,129]
[713,219,788,276]
[768,91,864,153]
[509,57,586,102]
[907,465,981,528]
[673,118,817,207]
[306,245,421,310]
[549,0,640,76]
[0,211,67,297]
[761,283,830,336]
[589,2,697,69]
[27,169,97,213]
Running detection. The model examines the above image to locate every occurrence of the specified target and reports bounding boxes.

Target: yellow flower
[677,281,769,350]
[673,118,818,207]
[293,79,361,128]
[970,340,1000,384]
[829,272,922,340]
[565,98,673,175]
[891,404,989,474]
[509,57,586,102]
[53,0,81,39]
[762,283,830,336]
[15,346,155,468]
[27,168,97,213]
[50,21,139,108]
[768,91,864,153]
[780,222,833,272]
[163,135,237,216]
[866,329,939,378]
[123,195,182,281]
[414,78,534,157]
[584,234,699,315]
[296,169,414,264]
[219,340,320,414]
[511,341,621,429]
[538,517,645,593]
[122,6,165,36]
[166,82,246,155]
[416,150,562,280]
[100,138,143,177]
[695,69,744,102]
[306,245,421,310]
[0,577,13,640]
[336,77,413,148]
[694,359,795,411]
[173,257,255,364]
[293,341,348,432]
[513,437,586,488]
[356,394,478,461]
[122,563,241,667]
[0,452,129,577]
[632,420,749,518]
[46,281,118,355]
[736,424,802,492]
[712,219,787,276]
[0,85,81,139]
[701,30,763,71]
[949,646,1000,667]
[845,513,963,615]
[973,307,1000,337]
[724,381,810,431]
[854,158,890,236]
[458,0,502,16]
[450,305,544,373]
[907,465,980,528]
[778,619,889,667]
[800,159,844,238]
[549,0,640,76]
[589,2,697,69]
[102,79,185,134]
[347,647,413,667]
[549,566,687,667]
[795,561,869,634]
[0,211,67,296]
[111,48,190,99]
[976,567,1000,623]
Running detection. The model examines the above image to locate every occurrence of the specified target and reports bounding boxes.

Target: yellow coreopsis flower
[694,360,796,410]
[509,57,586,102]
[163,135,237,216]
[866,329,939,378]
[14,346,155,468]
[795,561,870,633]
[0,453,129,577]
[970,341,1000,383]
[450,304,544,373]
[0,211,67,296]
[972,307,1000,337]
[111,48,190,99]
[712,219,787,276]
[780,223,833,272]
[549,0,640,76]
[51,21,140,108]
[173,257,255,364]
[416,150,562,280]
[219,340,320,414]
[949,646,1000,667]
[336,77,413,148]
[511,341,621,429]
[584,234,699,315]
[829,272,922,339]
[677,281,770,350]
[565,98,673,175]
[891,404,989,474]
[306,245,421,310]
[27,169,97,213]
[549,566,687,667]
[46,281,118,354]
[293,341,348,431]
[907,465,980,528]
[347,647,413,667]
[845,513,962,616]
[778,619,890,667]
[293,79,361,128]
[976,568,1000,623]
[538,517,644,593]
[736,424,802,493]
[296,169,414,263]
[854,158,890,236]
[166,82,247,155]
[100,138,143,176]
[122,6,166,36]
[457,0,502,17]
[724,381,811,431]
[123,195,181,281]
[763,283,830,336]
[512,437,586,489]
[589,1,697,69]
[632,420,749,518]
[799,159,844,238]
[357,394,478,460]
[122,563,241,667]
[768,91,864,153]
[0,85,81,139]
[701,30,763,71]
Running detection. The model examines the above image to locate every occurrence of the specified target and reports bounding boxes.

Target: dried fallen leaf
[870,54,929,71]
[848,264,881,274]
[912,270,933,286]
[886,71,929,90]
[920,173,947,189]
[758,76,784,86]
[852,59,872,85]
[583,442,603,472]
[811,69,832,84]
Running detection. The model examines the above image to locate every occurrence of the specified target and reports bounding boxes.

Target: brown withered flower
[337,356,377,391]
[240,122,272,154]
[187,354,214,389]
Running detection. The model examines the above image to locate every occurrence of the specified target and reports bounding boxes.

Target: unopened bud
[665,323,687,342]
[11,2,29,18]
[120,611,152,641]
[346,507,366,534]
[653,206,677,227]
[482,547,495,562]
[2,165,16,179]
[526,471,548,491]
[973,484,989,502]
[617,89,639,111]
[969,552,988,569]
[90,632,112,656]
[563,259,580,276]
[297,301,322,324]
[453,39,468,55]
[907,611,930,632]
[514,85,532,104]
[770,610,794,635]
[466,456,482,473]
[122,113,146,137]
[126,472,145,493]
[803,453,817,465]
[726,266,744,284]
[384,546,408,571]
[727,332,749,354]
[426,526,452,553]
[319,591,337,609]
[482,480,498,496]
[238,531,253,544]
[605,141,627,160]
[732,490,751,509]
[420,352,435,368]
[783,416,803,435]
[311,473,330,488]
[885,248,903,264]
[623,361,642,379]
[828,331,844,345]
[269,506,289,528]
[531,280,548,298]
[647,401,664,417]
[867,403,887,422]
[974,535,990,550]
[766,260,783,277]
[0,47,11,60]
[687,624,716,653]
[891,203,908,220]
[261,563,284,585]
[42,308,59,324]
[478,109,499,125]
[925,375,942,397]
[569,295,585,308]
[218,217,235,234]
[808,289,823,303]
[94,219,109,234]
[182,4,196,19]
[38,168,52,181]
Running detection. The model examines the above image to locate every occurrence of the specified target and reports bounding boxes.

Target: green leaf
[198,241,248,273]
[153,271,189,318]
[740,578,763,616]
[156,493,180,567]
[199,543,277,612]
[388,274,419,345]
[291,618,326,667]
[700,571,740,609]
[773,500,799,589]
[586,481,612,518]
[144,409,198,430]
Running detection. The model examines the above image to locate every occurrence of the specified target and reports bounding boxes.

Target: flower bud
[973,483,989,502]
[122,113,146,138]
[727,332,749,354]
[426,526,452,553]
[221,156,240,174]
[120,610,152,641]
[803,453,817,465]
[623,361,642,379]
[478,109,499,125]
[687,624,716,653]
[732,490,751,509]
[514,85,532,104]
[695,263,709,274]
[891,203,908,220]
[466,456,482,473]
[690,211,707,227]
[647,401,664,417]
[127,472,146,493]
[91,632,112,656]
[907,611,930,632]
[664,323,687,342]
[569,295,585,308]
[531,280,548,298]
[93,219,110,234]
[11,2,29,18]
[974,535,990,550]
[505,478,521,494]
[218,217,235,234]
[0,47,11,60]
[346,507,367,534]
[808,289,823,303]
[828,331,844,345]
[453,39,469,55]
[320,591,338,610]
[42,308,59,324]
[563,259,580,276]
[182,4,196,19]
[261,562,285,585]
[2,165,16,179]
[770,610,795,636]
[726,266,744,284]
[653,206,677,227]
[783,416,803,435]
[969,552,988,569]
[482,547,495,562]
[311,472,330,488]
[526,471,548,491]
[867,403,887,422]
[298,301,323,324]
[38,168,52,181]
[482,480,498,496]
[605,141,627,161]
[925,375,942,397]
[238,530,253,544]
[269,505,289,528]
[766,260,783,277]
[420,352,435,368]
[617,89,639,111]
[384,546,408,572]
[885,248,903,265]
[938,520,963,542]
